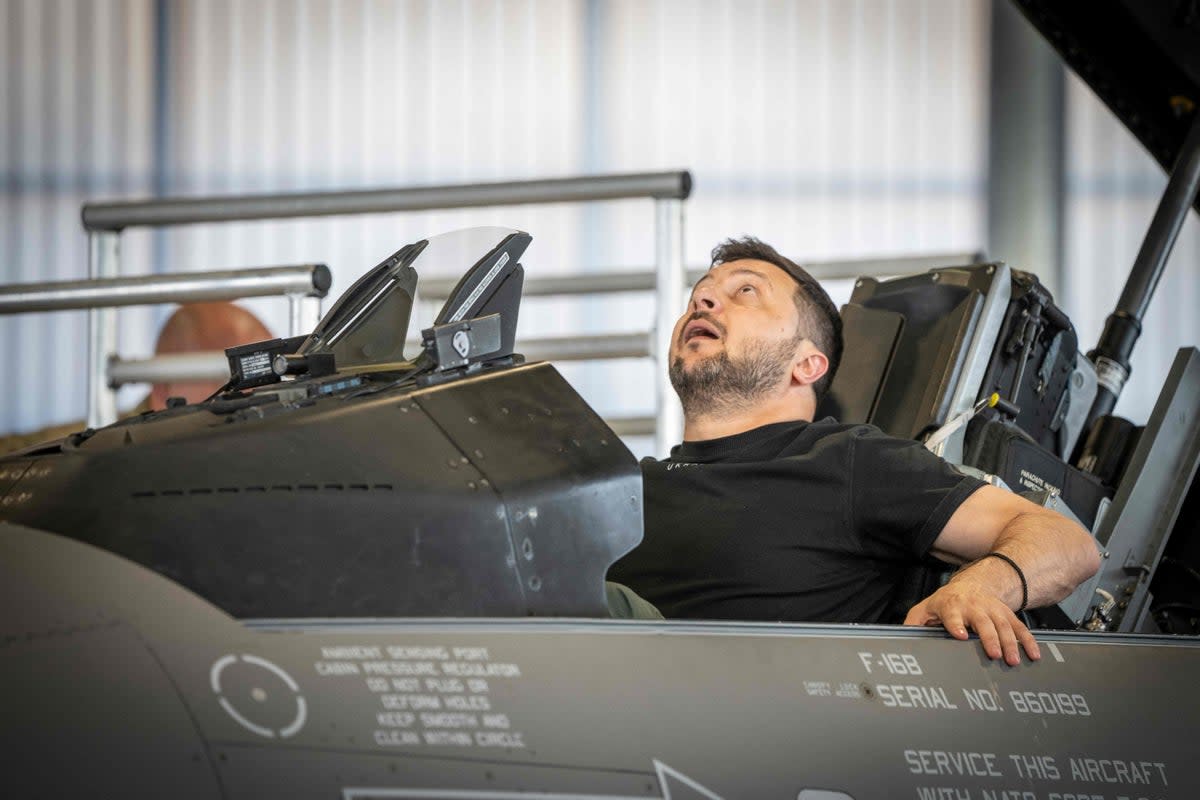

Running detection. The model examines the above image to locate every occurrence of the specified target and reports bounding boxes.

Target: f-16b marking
[859,651,923,675]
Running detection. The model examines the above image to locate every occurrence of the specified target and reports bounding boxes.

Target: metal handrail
[107,353,230,386]
[418,271,666,300]
[82,171,692,231]
[414,252,984,301]
[0,265,330,314]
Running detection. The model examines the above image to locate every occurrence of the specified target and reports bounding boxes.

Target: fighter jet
[2,1,1200,796]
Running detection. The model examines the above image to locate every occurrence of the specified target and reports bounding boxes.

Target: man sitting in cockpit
[608,237,1100,665]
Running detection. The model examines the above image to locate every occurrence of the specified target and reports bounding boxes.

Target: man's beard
[669,336,798,419]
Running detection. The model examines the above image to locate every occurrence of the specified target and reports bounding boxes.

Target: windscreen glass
[417,226,523,277]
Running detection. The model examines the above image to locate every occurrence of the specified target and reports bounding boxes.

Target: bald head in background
[149,302,273,409]
[0,301,273,455]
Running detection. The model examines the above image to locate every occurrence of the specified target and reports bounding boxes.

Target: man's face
[669,258,805,413]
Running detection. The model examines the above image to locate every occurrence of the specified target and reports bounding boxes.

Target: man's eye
[739,285,756,294]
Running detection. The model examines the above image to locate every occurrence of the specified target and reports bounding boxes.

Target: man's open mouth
[682,318,722,344]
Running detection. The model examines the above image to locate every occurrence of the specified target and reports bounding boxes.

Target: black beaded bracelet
[984,552,1028,612]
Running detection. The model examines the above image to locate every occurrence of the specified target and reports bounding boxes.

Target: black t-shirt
[608,419,985,624]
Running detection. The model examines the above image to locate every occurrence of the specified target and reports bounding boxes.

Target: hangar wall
[1,0,1195,455]
[0,0,157,431]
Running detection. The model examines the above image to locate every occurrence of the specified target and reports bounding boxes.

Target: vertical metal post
[654,198,686,455]
[1083,110,1200,432]
[987,0,1065,299]
[288,293,321,337]
[87,232,121,429]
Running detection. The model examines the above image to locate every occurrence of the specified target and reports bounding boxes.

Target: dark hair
[710,236,843,399]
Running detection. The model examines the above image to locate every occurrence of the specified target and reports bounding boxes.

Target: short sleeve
[849,427,985,559]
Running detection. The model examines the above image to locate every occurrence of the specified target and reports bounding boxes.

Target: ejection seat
[815,261,1105,623]
[818,263,1012,455]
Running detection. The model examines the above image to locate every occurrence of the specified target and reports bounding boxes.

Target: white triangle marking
[653,759,724,800]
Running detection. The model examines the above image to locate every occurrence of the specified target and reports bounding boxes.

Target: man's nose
[690,286,721,313]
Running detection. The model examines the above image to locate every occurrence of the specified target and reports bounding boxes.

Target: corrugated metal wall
[14,1,1191,454]
[162,0,590,294]
[594,0,988,264]
[1,0,156,432]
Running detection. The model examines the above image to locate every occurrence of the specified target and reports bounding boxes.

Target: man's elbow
[1057,517,1102,597]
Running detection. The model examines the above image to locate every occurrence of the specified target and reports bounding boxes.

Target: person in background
[145,301,273,410]
[0,302,272,455]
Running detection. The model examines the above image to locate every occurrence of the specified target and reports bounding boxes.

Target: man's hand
[911,483,1101,666]
[903,578,1040,666]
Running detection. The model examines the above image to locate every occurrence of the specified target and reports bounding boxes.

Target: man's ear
[791,343,829,389]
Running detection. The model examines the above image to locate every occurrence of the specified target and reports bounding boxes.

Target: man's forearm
[916,490,1102,664]
[950,509,1100,610]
